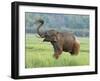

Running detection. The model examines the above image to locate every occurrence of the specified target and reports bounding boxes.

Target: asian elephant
[35,19,80,59]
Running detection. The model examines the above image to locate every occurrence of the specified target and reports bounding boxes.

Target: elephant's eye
[45,34,48,37]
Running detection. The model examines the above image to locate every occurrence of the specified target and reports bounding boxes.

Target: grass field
[25,34,89,68]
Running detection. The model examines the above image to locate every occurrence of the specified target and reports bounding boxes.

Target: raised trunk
[37,22,44,38]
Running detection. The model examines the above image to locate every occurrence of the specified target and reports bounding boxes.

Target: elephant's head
[35,19,59,42]
[43,30,59,42]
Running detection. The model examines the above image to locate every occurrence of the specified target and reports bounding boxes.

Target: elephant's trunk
[36,19,44,38]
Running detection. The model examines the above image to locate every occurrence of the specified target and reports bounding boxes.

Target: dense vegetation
[25,12,89,37]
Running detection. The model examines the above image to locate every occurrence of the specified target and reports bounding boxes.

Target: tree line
[25,12,89,37]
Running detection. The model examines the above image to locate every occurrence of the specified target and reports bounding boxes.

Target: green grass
[25,34,89,68]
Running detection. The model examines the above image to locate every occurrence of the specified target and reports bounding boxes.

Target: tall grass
[25,34,89,68]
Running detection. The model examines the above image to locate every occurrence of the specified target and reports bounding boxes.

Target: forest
[25,12,89,37]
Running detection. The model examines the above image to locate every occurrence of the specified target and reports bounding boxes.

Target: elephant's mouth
[43,38,52,42]
[43,38,51,42]
[43,38,57,42]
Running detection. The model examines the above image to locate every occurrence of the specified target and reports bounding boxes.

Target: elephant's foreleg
[53,49,62,59]
[51,42,62,59]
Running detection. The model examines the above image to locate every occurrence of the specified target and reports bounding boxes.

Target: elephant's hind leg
[71,39,80,55]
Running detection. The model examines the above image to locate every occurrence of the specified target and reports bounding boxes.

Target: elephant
[35,19,80,59]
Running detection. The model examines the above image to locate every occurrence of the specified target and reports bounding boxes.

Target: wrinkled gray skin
[35,19,79,59]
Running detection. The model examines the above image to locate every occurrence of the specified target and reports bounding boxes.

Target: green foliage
[25,34,89,68]
[25,12,89,37]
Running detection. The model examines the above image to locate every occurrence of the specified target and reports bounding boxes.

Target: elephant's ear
[52,32,59,42]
